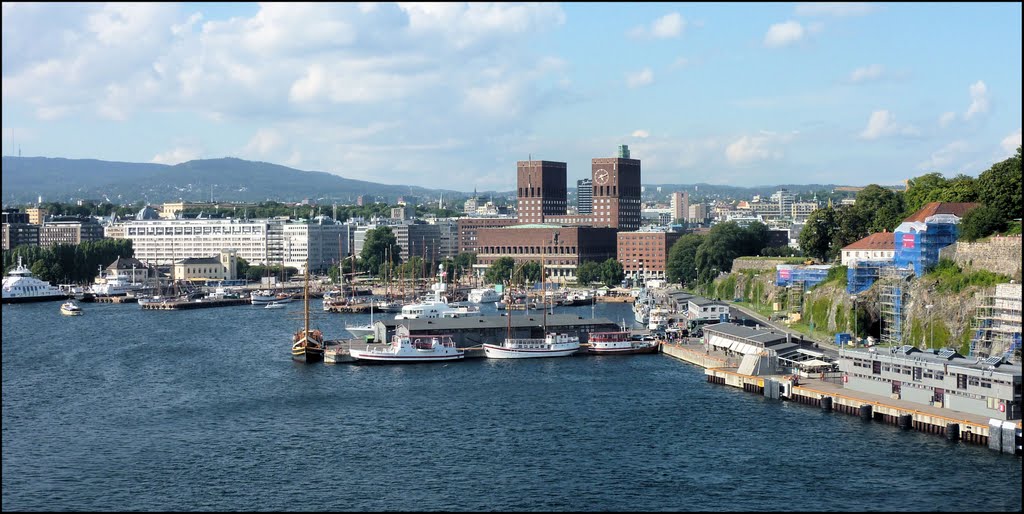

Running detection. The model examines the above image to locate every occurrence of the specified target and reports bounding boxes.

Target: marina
[2,292,1021,511]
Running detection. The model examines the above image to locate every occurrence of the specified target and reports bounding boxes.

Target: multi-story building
[2,222,40,250]
[392,222,442,263]
[770,189,796,219]
[516,160,568,224]
[112,218,349,274]
[588,146,642,231]
[791,201,819,223]
[26,207,46,225]
[391,205,415,221]
[671,191,689,223]
[39,216,105,247]
[427,218,459,259]
[2,209,29,224]
[456,217,518,254]
[838,346,1021,421]
[617,229,682,282]
[688,203,708,223]
[577,178,593,215]
[841,231,896,266]
[172,250,238,282]
[474,224,618,281]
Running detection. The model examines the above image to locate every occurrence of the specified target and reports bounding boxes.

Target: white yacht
[89,275,146,297]
[349,333,464,363]
[394,265,482,320]
[2,257,68,304]
[468,287,501,303]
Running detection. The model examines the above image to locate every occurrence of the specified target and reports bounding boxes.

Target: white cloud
[151,146,202,165]
[670,57,690,69]
[965,80,989,120]
[725,132,795,164]
[860,110,919,140]
[794,3,878,17]
[1002,129,1022,154]
[849,64,884,83]
[764,21,805,48]
[917,140,969,170]
[626,68,654,88]
[628,12,686,39]
[938,112,956,128]
[632,130,650,138]
[244,128,285,156]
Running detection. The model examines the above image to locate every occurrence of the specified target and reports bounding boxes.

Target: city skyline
[2,2,1021,191]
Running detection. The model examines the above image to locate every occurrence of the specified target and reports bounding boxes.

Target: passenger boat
[252,290,293,306]
[2,256,69,304]
[395,265,481,320]
[349,333,464,363]
[265,301,288,309]
[468,287,501,303]
[647,307,669,331]
[483,243,579,359]
[483,332,580,359]
[291,257,324,363]
[60,300,84,316]
[586,331,659,355]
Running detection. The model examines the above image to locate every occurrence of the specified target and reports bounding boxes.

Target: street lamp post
[851,295,857,344]
[925,304,934,350]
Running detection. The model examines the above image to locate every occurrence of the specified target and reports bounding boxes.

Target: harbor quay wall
[663,342,1020,453]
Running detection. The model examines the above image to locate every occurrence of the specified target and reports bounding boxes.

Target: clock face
[595,169,609,185]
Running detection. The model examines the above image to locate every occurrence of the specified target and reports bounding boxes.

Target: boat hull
[60,308,83,316]
[291,348,324,363]
[482,344,578,359]
[587,343,659,355]
[348,350,465,363]
[2,294,68,304]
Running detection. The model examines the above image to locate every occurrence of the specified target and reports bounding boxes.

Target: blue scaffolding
[893,220,959,276]
[847,260,892,294]
[776,264,832,288]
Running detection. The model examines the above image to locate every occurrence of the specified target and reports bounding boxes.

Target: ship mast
[304,254,310,337]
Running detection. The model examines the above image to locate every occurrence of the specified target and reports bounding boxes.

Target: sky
[2,2,1021,193]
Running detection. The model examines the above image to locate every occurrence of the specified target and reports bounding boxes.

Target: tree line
[3,239,136,285]
[798,147,1021,263]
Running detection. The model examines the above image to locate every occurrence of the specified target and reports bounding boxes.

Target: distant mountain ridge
[1,156,463,205]
[2,155,861,207]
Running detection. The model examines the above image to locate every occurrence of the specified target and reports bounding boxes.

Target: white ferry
[349,334,464,363]
[482,333,580,359]
[2,256,69,304]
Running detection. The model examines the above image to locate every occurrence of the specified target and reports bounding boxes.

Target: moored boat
[483,332,580,359]
[291,257,324,363]
[349,333,464,363]
[586,331,659,355]
[2,256,69,304]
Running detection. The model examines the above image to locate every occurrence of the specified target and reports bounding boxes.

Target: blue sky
[2,2,1021,192]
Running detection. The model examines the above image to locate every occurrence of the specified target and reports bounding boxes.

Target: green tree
[958,205,1008,241]
[599,258,624,288]
[976,146,1022,221]
[454,252,477,280]
[693,222,747,284]
[665,234,704,286]
[236,258,250,281]
[360,226,402,275]
[521,261,542,284]
[484,257,516,285]
[938,174,978,203]
[855,184,904,232]
[903,172,948,217]
[832,205,870,259]
[799,206,837,262]
[575,261,601,285]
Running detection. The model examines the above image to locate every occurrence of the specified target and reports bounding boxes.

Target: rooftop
[903,202,980,223]
[842,231,896,251]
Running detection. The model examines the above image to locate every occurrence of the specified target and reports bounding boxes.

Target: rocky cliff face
[709,268,996,355]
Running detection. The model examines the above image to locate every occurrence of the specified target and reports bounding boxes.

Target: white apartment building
[111,218,350,274]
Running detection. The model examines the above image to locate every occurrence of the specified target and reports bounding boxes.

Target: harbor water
[2,300,1021,511]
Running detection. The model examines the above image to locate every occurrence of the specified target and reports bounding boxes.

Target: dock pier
[662,342,1021,454]
[140,298,251,310]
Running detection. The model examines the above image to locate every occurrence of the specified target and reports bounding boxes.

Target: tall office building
[590,145,642,231]
[516,160,567,224]
[671,191,689,223]
[576,178,593,214]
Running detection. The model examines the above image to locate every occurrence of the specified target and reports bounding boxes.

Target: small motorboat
[60,300,84,316]
[265,301,288,309]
